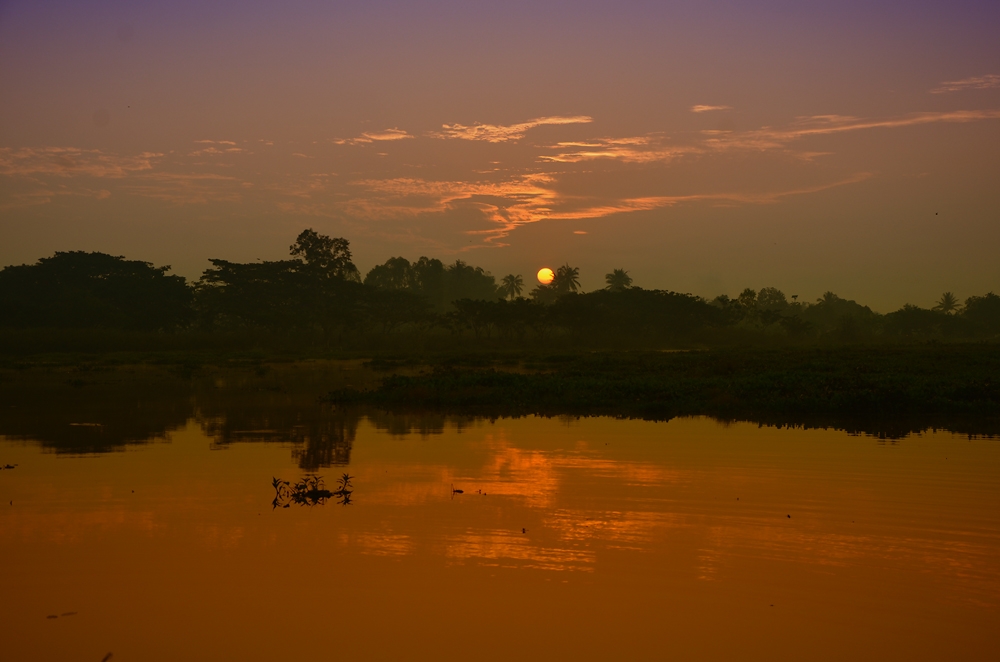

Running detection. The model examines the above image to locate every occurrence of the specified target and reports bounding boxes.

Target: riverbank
[329,344,1000,438]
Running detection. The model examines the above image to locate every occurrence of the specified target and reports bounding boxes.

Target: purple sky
[2,0,999,309]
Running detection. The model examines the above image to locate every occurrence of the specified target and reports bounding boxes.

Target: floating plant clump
[272,473,353,509]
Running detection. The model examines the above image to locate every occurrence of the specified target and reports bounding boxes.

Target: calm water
[1,365,999,660]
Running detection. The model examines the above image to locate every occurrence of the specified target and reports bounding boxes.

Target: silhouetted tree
[500,274,524,300]
[962,292,1000,336]
[0,251,192,330]
[709,294,743,324]
[290,229,360,282]
[934,292,960,314]
[492,298,538,340]
[198,231,363,334]
[364,289,431,333]
[800,292,880,339]
[196,258,304,330]
[529,284,559,305]
[885,304,959,338]
[364,257,415,290]
[756,287,788,311]
[443,260,501,303]
[450,299,499,338]
[605,269,633,292]
[737,288,757,312]
[549,287,723,345]
[552,264,580,295]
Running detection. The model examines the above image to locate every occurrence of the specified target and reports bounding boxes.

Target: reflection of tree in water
[200,406,360,470]
[189,366,373,470]
[6,361,986,461]
[272,473,353,508]
[365,410,479,437]
[0,370,193,454]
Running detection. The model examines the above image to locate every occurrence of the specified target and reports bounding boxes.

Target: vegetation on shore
[1,345,998,445]
[329,345,1000,438]
[2,230,999,356]
[3,229,999,437]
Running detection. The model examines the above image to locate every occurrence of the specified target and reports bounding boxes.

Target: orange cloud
[334,128,414,145]
[432,115,593,143]
[540,136,696,163]
[347,169,874,247]
[546,172,873,221]
[691,105,732,113]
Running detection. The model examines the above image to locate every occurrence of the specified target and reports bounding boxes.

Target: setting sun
[536,268,554,285]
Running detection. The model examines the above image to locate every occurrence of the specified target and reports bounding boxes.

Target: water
[1,364,998,660]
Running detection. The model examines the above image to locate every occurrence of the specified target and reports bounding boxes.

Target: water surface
[1,366,998,660]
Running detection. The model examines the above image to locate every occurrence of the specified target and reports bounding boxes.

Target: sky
[1,0,998,311]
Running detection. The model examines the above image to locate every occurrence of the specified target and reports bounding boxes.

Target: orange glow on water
[1,366,999,660]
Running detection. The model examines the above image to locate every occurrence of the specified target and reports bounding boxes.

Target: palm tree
[605,269,633,292]
[933,291,960,314]
[552,264,580,294]
[500,274,524,300]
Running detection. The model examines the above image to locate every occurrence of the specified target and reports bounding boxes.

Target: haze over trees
[1,229,999,349]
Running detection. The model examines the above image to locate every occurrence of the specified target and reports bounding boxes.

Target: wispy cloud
[432,116,593,143]
[125,172,245,204]
[0,186,112,211]
[540,136,696,164]
[334,128,414,145]
[545,173,873,221]
[691,105,731,113]
[931,75,1000,94]
[348,174,561,245]
[189,145,245,157]
[346,170,874,247]
[704,109,1000,151]
[0,147,161,178]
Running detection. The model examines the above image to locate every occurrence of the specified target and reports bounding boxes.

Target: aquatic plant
[272,473,354,508]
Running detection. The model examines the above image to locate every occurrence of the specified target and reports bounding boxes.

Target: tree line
[1,229,998,347]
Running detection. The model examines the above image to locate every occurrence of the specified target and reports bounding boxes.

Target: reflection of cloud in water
[544,509,681,551]
[696,521,1000,607]
[469,437,682,509]
[6,507,165,544]
[344,532,414,557]
[475,443,560,508]
[445,530,596,572]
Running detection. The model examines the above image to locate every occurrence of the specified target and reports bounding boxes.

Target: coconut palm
[552,264,580,294]
[605,269,633,292]
[933,291,960,314]
[500,274,524,300]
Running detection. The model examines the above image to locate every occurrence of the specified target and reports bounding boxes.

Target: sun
[536,267,554,285]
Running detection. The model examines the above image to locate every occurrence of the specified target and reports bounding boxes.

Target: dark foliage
[2,233,999,352]
[329,345,1000,438]
[0,251,192,331]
